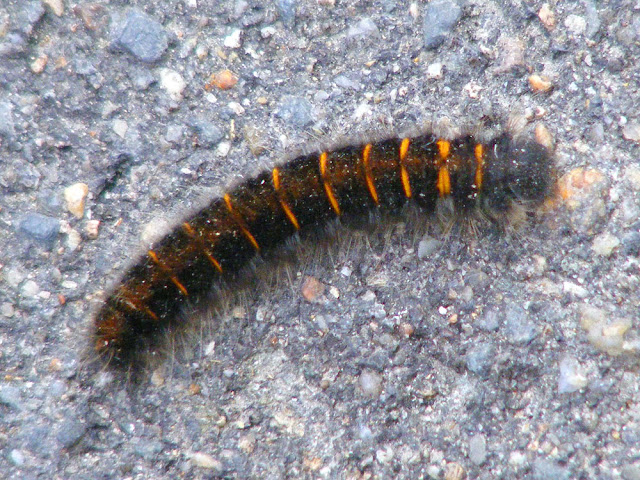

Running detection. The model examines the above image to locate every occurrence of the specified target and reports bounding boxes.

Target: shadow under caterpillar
[92,130,554,368]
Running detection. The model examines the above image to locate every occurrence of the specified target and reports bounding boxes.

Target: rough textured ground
[1,0,639,478]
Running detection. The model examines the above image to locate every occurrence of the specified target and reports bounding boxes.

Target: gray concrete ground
[1,0,639,478]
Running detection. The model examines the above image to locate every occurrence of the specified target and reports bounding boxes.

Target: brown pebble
[301,276,326,302]
[49,358,62,372]
[399,322,415,337]
[538,3,555,30]
[64,183,89,219]
[535,123,554,150]
[558,168,606,203]
[188,383,201,395]
[73,4,107,31]
[205,69,238,90]
[529,74,553,93]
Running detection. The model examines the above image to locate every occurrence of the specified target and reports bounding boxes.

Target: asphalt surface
[1,0,639,479]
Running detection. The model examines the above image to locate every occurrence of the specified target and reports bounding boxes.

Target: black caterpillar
[93,131,553,366]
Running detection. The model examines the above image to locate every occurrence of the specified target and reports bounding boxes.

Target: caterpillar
[92,130,554,367]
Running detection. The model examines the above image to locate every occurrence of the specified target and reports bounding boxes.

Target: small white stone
[190,452,220,469]
[427,62,443,79]
[112,119,128,139]
[224,29,243,48]
[216,141,231,157]
[557,355,588,393]
[228,101,245,115]
[564,14,586,35]
[592,232,620,257]
[359,370,383,398]
[160,68,186,101]
[562,281,589,298]
[21,280,40,297]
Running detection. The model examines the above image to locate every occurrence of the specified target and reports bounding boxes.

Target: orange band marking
[224,194,260,251]
[121,295,160,321]
[182,222,223,273]
[474,143,485,190]
[319,152,341,215]
[272,168,300,230]
[437,167,451,197]
[398,138,412,198]
[147,250,188,296]
[436,139,450,161]
[362,143,379,205]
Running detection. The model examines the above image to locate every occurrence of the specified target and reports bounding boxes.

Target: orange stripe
[362,143,379,204]
[272,168,300,230]
[319,152,341,215]
[398,138,412,198]
[224,194,260,251]
[436,139,450,161]
[474,143,484,190]
[182,222,223,273]
[147,250,188,296]
[437,167,451,197]
[121,295,159,321]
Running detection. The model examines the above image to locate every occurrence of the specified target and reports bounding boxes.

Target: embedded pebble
[0,101,16,140]
[0,385,22,410]
[580,304,631,356]
[9,449,25,467]
[468,434,487,465]
[85,219,100,239]
[359,370,383,398]
[418,237,442,260]
[426,62,444,79]
[564,14,586,36]
[188,119,224,148]
[347,17,379,39]
[475,308,500,332]
[207,69,238,90]
[466,342,495,376]
[557,168,609,234]
[43,0,64,16]
[112,119,128,138]
[538,3,555,30]
[63,182,89,219]
[224,29,243,49]
[56,418,87,449]
[276,0,296,26]
[30,54,48,74]
[111,8,168,63]
[1,303,15,317]
[160,68,186,101]
[422,0,462,50]
[533,458,571,480]
[504,305,538,344]
[301,276,325,303]
[623,123,640,143]
[21,280,40,297]
[592,232,620,257]
[622,463,640,480]
[557,355,588,393]
[563,281,589,299]
[529,74,553,93]
[18,213,60,248]
[165,124,183,143]
[276,96,313,128]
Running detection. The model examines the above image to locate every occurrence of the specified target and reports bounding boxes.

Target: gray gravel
[1,0,640,478]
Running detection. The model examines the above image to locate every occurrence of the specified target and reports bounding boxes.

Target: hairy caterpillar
[92,130,553,367]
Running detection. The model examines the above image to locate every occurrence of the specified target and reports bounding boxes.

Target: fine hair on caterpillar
[90,126,554,370]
